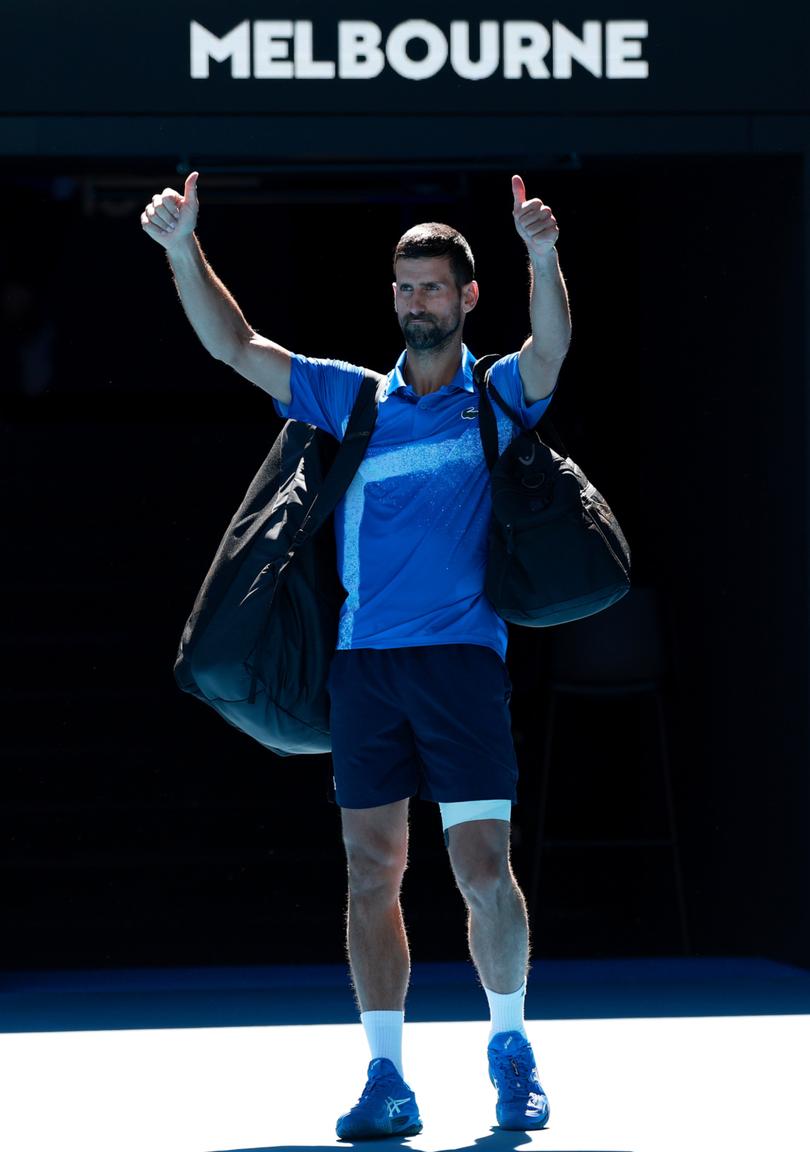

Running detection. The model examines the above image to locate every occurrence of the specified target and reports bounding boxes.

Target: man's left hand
[512,175,559,262]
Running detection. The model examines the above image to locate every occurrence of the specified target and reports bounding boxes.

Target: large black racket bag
[174,374,380,755]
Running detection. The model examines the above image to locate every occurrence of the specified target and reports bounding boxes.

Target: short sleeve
[487,351,555,429]
[273,354,366,440]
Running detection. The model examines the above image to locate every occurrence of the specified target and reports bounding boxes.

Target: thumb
[512,174,526,211]
[184,171,199,202]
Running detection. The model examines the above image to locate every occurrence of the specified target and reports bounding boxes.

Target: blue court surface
[1,957,808,1152]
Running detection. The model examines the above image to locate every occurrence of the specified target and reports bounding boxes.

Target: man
[141,171,570,1138]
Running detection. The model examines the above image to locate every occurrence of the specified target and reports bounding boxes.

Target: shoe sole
[497,1119,549,1131]
[337,1122,422,1141]
[496,1106,550,1131]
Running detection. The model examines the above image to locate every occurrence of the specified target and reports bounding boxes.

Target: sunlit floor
[1,959,809,1152]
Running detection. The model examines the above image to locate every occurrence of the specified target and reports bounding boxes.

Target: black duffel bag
[174,372,381,755]
[474,354,631,627]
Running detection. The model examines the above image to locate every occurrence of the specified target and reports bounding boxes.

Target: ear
[462,280,479,314]
[392,280,397,307]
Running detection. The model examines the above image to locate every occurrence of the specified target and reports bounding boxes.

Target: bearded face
[400,301,463,351]
[393,256,473,353]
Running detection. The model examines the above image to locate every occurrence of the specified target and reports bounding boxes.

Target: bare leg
[446,818,529,994]
[341,799,411,1011]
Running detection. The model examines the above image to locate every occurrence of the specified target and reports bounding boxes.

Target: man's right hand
[140,171,199,250]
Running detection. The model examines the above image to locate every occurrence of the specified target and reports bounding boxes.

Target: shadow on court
[217,1133,632,1152]
[3,956,810,1033]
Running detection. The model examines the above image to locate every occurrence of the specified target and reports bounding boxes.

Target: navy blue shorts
[327,644,518,809]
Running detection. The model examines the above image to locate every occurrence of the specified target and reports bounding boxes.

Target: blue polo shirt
[274,345,553,660]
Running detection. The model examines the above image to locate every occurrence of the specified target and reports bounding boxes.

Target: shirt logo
[461,406,479,420]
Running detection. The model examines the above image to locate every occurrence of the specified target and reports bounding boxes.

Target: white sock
[485,983,528,1040]
[360,1010,405,1077]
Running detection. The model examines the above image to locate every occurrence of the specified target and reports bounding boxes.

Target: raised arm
[140,172,292,405]
[511,174,571,404]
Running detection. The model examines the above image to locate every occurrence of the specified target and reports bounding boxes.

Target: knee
[450,846,513,909]
[344,834,407,901]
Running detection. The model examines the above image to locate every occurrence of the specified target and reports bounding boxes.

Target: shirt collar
[385,344,477,397]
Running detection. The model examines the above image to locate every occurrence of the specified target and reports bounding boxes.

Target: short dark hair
[393,223,475,288]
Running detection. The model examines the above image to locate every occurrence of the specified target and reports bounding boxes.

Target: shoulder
[486,352,521,385]
[275,354,370,437]
[291,353,367,390]
[484,351,522,405]
[486,352,554,428]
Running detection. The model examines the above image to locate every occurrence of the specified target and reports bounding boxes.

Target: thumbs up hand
[140,171,200,249]
[512,174,559,263]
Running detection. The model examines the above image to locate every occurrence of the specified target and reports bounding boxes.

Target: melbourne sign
[190,19,650,81]
[4,0,808,120]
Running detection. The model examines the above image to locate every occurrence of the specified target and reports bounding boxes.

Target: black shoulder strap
[288,370,384,552]
[248,371,384,706]
[473,353,567,467]
[473,354,502,472]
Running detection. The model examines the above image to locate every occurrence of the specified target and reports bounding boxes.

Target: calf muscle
[342,800,411,1012]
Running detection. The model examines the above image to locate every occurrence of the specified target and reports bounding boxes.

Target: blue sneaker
[336,1057,423,1141]
[487,1030,550,1131]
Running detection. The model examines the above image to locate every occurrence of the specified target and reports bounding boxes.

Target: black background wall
[3,150,808,971]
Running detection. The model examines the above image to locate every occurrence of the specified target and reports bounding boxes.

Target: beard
[400,307,461,351]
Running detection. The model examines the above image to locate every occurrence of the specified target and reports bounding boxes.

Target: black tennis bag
[475,354,631,627]
[174,373,381,755]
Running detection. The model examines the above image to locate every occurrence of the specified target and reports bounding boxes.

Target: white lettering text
[606,20,649,78]
[386,20,449,81]
[450,21,500,81]
[189,19,650,82]
[338,20,385,79]
[503,21,551,80]
[552,20,602,79]
[190,20,250,79]
[294,20,336,79]
[253,21,294,79]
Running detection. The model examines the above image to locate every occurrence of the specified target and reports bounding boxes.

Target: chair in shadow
[528,586,691,955]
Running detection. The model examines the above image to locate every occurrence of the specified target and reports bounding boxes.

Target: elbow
[217,348,241,369]
[541,327,571,362]
[217,331,253,369]
[519,343,567,402]
[522,338,570,367]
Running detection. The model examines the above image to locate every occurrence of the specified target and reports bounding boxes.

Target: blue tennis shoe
[487,1030,550,1130]
[336,1057,423,1141]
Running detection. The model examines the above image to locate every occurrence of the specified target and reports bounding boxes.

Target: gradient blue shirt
[274,345,554,660]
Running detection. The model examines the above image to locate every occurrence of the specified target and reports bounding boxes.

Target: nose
[408,288,427,313]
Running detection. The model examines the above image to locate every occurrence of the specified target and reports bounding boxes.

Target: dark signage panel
[3,0,809,116]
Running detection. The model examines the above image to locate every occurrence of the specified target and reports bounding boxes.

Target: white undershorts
[439,799,512,831]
